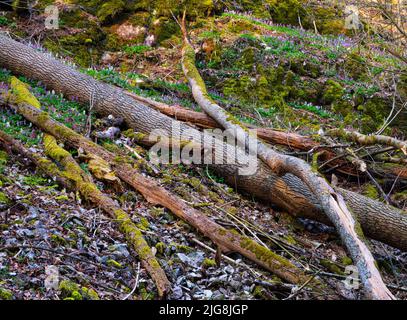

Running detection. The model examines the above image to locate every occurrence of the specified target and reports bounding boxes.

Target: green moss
[107,259,123,269]
[304,6,345,35]
[202,258,217,268]
[114,209,161,270]
[0,287,13,300]
[283,235,297,245]
[59,280,80,295]
[22,174,49,186]
[71,290,83,300]
[55,195,69,201]
[0,192,10,205]
[59,280,99,300]
[81,287,100,300]
[321,79,353,117]
[358,97,389,132]
[320,259,344,275]
[155,242,166,255]
[221,63,291,113]
[239,236,309,285]
[175,244,192,254]
[207,191,224,204]
[362,183,379,200]
[136,217,150,231]
[322,80,344,105]
[252,285,267,299]
[97,0,125,23]
[9,76,41,108]
[341,256,353,266]
[140,287,154,300]
[268,0,303,25]
[344,52,368,81]
[50,234,67,245]
[122,129,146,141]
[42,4,106,66]
[0,16,10,26]
[151,17,179,45]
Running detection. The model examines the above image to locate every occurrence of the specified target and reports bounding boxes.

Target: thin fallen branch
[329,129,407,156]
[122,262,141,300]
[179,14,394,300]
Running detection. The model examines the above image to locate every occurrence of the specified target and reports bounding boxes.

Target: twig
[190,237,261,278]
[122,262,141,300]
[283,272,319,300]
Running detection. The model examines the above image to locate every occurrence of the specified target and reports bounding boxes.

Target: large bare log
[124,91,317,150]
[0,34,405,255]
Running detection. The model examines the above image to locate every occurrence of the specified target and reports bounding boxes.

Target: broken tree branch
[328,129,407,156]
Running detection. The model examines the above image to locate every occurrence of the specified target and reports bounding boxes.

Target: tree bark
[0,34,405,255]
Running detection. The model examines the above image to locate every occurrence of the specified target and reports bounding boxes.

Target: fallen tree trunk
[124,91,316,149]
[0,129,171,297]
[180,18,393,299]
[0,34,405,255]
[0,90,335,296]
[125,91,407,180]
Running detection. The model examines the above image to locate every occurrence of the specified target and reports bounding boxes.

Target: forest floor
[0,5,406,300]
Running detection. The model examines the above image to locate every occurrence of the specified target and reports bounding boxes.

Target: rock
[193,289,213,299]
[95,127,121,139]
[108,243,130,258]
[16,228,34,238]
[24,206,39,222]
[177,251,205,268]
[224,265,235,274]
[116,23,146,41]
[170,285,183,299]
[230,279,241,289]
